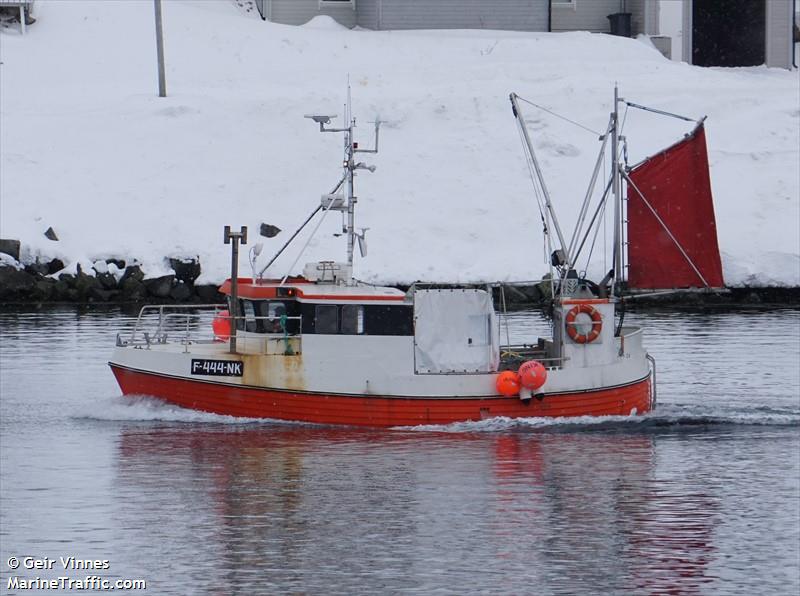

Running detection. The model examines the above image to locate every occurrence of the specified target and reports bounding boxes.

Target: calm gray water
[1,306,798,595]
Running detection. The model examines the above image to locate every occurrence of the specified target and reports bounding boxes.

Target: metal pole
[154,0,167,97]
[224,226,248,354]
[509,93,571,268]
[568,119,612,260]
[611,84,621,296]
[345,121,356,269]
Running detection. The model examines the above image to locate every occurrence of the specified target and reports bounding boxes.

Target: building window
[341,305,364,334]
[315,305,339,334]
[319,0,355,8]
[552,0,576,7]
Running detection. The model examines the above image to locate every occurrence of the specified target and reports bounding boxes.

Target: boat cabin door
[413,288,499,374]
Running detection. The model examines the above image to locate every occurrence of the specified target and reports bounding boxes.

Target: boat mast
[509,93,571,270]
[344,98,356,268]
[268,87,380,283]
[611,84,622,298]
[327,87,380,271]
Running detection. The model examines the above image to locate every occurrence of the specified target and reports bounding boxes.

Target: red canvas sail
[626,123,724,290]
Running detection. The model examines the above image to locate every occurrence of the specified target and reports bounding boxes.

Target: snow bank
[1,0,798,286]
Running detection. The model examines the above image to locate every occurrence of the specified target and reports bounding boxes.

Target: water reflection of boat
[110,88,724,426]
[115,427,719,593]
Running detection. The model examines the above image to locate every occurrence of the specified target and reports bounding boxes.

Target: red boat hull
[110,364,653,427]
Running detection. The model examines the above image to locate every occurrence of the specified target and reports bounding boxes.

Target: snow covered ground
[1,0,798,286]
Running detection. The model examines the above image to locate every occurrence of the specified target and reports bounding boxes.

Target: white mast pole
[509,93,571,269]
[345,88,356,270]
[611,84,622,297]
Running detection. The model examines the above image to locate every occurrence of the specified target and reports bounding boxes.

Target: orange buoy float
[565,304,603,344]
[518,360,547,390]
[496,370,521,397]
[212,309,231,341]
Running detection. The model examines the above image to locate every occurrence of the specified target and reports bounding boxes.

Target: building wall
[361,0,550,32]
[262,0,661,36]
[551,0,621,33]
[356,0,379,29]
[268,0,357,28]
[632,0,659,36]
[551,0,657,35]
[765,0,794,69]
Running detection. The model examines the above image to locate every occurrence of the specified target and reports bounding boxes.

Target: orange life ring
[565,304,602,344]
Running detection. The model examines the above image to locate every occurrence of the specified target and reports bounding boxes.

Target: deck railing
[117,304,301,350]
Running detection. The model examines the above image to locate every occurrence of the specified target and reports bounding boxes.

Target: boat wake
[74,395,799,433]
[398,403,800,433]
[73,395,285,426]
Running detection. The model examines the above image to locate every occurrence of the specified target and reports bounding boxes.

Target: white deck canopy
[413,288,499,374]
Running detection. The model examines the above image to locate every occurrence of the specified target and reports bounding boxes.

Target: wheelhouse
[219,278,413,337]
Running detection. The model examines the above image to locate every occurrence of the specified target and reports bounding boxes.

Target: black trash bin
[607,12,632,37]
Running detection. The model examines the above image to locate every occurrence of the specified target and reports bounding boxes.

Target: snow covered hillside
[2,0,798,286]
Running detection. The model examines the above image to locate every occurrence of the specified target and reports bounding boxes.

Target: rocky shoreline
[0,254,225,305]
[1,254,798,308]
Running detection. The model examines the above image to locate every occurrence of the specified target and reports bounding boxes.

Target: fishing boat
[109,88,724,427]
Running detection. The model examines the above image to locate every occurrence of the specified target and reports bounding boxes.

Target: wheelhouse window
[231,300,300,334]
[255,301,289,333]
[239,300,257,332]
[341,305,364,334]
[300,303,413,335]
[314,305,339,334]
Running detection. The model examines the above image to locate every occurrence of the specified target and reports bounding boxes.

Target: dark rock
[260,223,281,238]
[119,265,144,285]
[55,287,79,301]
[196,284,224,303]
[144,275,174,298]
[170,281,193,301]
[88,287,113,302]
[52,280,72,301]
[682,292,702,305]
[47,258,65,275]
[0,239,21,260]
[31,279,56,301]
[0,266,36,300]
[121,278,148,302]
[44,227,59,241]
[24,260,49,277]
[169,257,201,284]
[105,258,126,269]
[73,272,102,299]
[58,272,77,287]
[96,272,118,290]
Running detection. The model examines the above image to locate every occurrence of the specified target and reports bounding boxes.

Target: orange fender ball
[518,360,547,390]
[212,310,231,341]
[496,371,521,397]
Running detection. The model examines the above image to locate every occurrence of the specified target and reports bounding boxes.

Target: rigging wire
[516,96,602,137]
[620,103,630,136]
[279,203,336,285]
[500,285,511,348]
[583,187,610,274]
[515,118,550,265]
[573,178,612,265]
[603,139,608,273]
[625,101,694,122]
